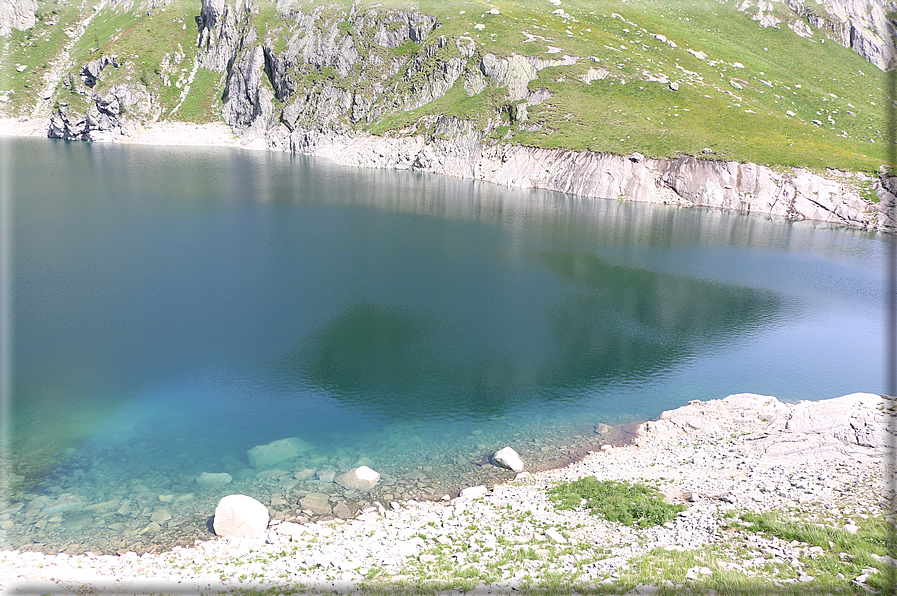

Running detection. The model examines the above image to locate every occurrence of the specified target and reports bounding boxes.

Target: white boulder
[334,466,380,491]
[492,446,525,472]
[213,494,269,538]
[247,437,313,469]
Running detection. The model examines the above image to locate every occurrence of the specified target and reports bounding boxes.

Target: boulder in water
[492,447,525,472]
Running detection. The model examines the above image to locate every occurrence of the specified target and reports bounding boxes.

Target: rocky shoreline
[3,116,896,234]
[0,392,892,595]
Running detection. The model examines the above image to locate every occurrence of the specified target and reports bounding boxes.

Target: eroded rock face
[48,83,159,141]
[213,494,269,538]
[0,0,38,37]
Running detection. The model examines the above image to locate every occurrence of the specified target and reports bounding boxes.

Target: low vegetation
[549,477,686,527]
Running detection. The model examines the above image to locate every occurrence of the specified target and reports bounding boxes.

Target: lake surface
[1,137,888,554]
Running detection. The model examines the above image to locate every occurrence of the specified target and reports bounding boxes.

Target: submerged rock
[196,472,233,488]
[247,437,313,469]
[44,494,89,515]
[492,447,525,472]
[299,493,332,516]
[213,495,269,538]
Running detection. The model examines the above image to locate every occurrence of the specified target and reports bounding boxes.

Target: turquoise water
[2,137,887,554]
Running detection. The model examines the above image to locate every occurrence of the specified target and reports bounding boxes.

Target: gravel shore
[0,392,892,595]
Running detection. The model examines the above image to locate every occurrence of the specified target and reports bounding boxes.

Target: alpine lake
[1,137,888,555]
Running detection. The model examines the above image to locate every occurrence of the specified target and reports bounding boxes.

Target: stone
[316,469,336,483]
[151,508,172,523]
[84,499,120,514]
[629,152,644,163]
[843,523,859,534]
[334,466,381,491]
[701,148,713,154]
[256,469,289,481]
[62,512,93,531]
[44,494,88,515]
[492,447,524,472]
[299,493,332,516]
[332,502,352,519]
[669,81,679,91]
[275,521,306,538]
[460,485,488,499]
[545,527,566,543]
[196,472,232,488]
[213,495,269,538]
[247,437,313,469]
[294,468,316,480]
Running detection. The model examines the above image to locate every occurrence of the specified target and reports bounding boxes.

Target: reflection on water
[2,138,887,554]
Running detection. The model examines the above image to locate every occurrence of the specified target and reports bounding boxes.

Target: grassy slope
[0,0,889,173]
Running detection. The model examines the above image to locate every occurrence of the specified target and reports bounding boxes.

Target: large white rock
[334,466,380,491]
[213,494,269,538]
[247,437,313,469]
[492,446,525,472]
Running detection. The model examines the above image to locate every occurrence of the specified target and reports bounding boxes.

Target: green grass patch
[549,477,685,527]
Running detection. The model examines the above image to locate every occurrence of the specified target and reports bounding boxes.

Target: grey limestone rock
[80,55,120,88]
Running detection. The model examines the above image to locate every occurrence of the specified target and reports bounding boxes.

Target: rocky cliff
[185,0,889,231]
[0,0,38,37]
[738,0,897,70]
[282,122,887,231]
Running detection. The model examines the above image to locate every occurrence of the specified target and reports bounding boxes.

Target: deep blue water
[2,137,887,552]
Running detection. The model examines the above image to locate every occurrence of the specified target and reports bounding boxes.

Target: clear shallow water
[2,137,888,553]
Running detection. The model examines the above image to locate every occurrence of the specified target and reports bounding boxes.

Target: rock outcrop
[284,124,884,230]
[739,0,897,69]
[48,83,159,141]
[637,392,893,468]
[0,0,38,37]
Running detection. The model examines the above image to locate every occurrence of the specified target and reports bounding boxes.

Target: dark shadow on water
[272,250,784,421]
